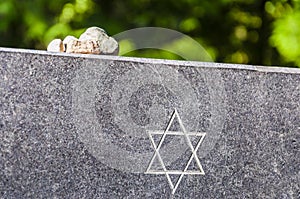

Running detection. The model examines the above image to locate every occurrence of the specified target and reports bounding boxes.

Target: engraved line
[193,134,206,174]
[172,134,206,194]
[171,109,206,194]
[145,132,158,172]
[146,110,179,190]
[146,109,206,194]
[146,132,174,190]
[145,170,204,175]
[149,131,174,189]
[149,130,206,136]
[164,109,177,134]
[175,109,204,174]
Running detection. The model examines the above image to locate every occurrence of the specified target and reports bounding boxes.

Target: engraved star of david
[145,109,206,194]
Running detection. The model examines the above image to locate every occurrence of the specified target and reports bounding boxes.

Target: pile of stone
[47,27,119,55]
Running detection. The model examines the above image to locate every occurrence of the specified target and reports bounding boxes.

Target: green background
[1,0,300,68]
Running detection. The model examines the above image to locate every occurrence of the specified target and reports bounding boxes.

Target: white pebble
[47,39,64,52]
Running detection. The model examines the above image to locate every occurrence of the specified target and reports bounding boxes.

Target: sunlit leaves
[44,0,94,46]
[230,10,262,29]
[270,11,300,65]
[226,51,249,64]
[179,18,199,32]
[265,1,293,18]
[1,0,300,67]
[265,0,300,66]
[234,26,247,41]
[59,3,76,23]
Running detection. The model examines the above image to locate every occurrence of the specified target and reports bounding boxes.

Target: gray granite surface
[0,47,299,198]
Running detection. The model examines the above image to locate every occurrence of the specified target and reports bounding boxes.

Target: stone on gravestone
[47,27,119,55]
[0,47,299,198]
[47,39,64,52]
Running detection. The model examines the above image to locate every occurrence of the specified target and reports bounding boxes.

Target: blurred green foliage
[0,0,299,67]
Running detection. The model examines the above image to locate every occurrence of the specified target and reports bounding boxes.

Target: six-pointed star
[145,109,206,194]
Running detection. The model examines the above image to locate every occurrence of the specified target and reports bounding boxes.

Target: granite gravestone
[0,47,299,198]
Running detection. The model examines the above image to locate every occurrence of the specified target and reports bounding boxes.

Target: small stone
[47,39,64,52]
[79,26,119,55]
[65,39,101,54]
[79,27,107,41]
[99,37,119,55]
[63,36,78,52]
[63,36,78,46]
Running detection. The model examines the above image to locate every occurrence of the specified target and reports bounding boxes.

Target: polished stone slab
[0,47,299,198]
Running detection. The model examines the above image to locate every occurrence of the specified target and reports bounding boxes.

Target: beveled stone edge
[1,47,300,74]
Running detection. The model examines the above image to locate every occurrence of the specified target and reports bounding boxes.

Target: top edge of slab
[1,47,300,74]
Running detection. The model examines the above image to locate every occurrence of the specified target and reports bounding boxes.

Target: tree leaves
[0,0,299,67]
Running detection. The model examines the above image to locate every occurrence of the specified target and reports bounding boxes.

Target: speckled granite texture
[0,47,299,198]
